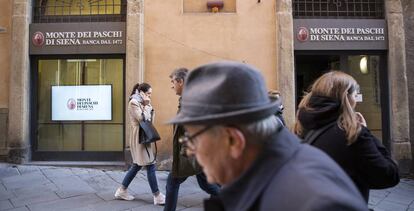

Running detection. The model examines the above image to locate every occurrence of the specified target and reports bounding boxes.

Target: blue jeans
[164,172,220,211]
[122,163,159,194]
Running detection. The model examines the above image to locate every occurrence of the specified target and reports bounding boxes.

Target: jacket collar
[206,127,301,211]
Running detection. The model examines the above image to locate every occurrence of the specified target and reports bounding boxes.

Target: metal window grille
[293,0,384,19]
[33,0,127,23]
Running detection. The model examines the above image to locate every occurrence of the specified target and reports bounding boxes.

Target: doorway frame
[294,50,390,149]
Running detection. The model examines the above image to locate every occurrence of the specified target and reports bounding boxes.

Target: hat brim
[167,100,280,125]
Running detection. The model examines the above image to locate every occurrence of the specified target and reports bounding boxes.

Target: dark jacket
[171,98,202,178]
[298,96,400,202]
[204,127,369,211]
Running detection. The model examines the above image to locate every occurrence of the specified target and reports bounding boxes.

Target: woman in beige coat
[115,83,165,205]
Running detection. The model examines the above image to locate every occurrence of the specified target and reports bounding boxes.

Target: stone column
[125,0,144,164]
[7,0,31,163]
[276,0,295,127]
[402,0,414,174]
[385,0,412,174]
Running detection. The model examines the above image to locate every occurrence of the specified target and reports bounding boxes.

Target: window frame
[292,0,384,19]
[30,54,126,161]
[32,0,127,23]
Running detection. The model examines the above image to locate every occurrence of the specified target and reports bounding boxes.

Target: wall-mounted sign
[51,85,112,121]
[294,19,387,50]
[29,22,125,55]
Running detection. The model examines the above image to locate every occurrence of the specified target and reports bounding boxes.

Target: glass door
[295,52,389,147]
[346,55,384,140]
[32,57,124,161]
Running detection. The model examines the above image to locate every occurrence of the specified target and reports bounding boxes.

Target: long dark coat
[171,98,202,178]
[305,124,399,201]
[298,95,400,201]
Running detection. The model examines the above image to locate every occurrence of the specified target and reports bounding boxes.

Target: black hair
[130,82,151,97]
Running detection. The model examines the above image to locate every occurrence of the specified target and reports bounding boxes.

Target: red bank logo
[297,27,309,42]
[67,98,76,110]
[32,31,45,47]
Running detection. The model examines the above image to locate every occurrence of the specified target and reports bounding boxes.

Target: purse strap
[144,142,157,163]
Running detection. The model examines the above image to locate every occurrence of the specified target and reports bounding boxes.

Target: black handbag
[138,108,160,162]
[139,120,161,144]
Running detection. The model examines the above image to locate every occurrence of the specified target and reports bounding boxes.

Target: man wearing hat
[168,61,368,210]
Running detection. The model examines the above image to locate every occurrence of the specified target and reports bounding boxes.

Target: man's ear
[226,128,246,159]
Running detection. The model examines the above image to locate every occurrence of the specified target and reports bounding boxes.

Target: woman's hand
[140,91,151,105]
[355,112,367,127]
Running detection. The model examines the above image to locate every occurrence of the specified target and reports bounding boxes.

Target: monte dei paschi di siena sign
[43,31,123,46]
[307,27,385,41]
[294,19,388,50]
[29,22,126,55]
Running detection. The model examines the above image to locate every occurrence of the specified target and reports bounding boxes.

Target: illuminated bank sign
[29,22,125,54]
[294,19,388,50]
[51,85,112,121]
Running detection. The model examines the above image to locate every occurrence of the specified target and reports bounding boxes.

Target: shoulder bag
[139,108,161,162]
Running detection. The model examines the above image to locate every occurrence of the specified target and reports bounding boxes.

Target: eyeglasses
[179,125,213,153]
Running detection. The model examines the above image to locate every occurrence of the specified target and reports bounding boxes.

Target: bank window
[36,58,124,152]
[33,0,127,23]
[293,0,384,19]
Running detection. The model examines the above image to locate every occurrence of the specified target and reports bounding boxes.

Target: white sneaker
[153,192,165,205]
[115,187,134,201]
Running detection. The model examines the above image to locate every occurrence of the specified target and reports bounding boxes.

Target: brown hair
[293,71,360,145]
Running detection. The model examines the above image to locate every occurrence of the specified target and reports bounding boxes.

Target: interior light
[67,59,97,63]
[359,56,368,74]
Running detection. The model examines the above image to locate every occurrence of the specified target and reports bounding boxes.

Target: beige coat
[128,98,156,166]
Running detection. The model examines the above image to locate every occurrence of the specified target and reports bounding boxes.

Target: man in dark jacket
[268,90,286,126]
[164,68,220,211]
[168,61,369,211]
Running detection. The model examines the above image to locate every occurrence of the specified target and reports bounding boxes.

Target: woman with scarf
[115,83,165,205]
[294,71,399,202]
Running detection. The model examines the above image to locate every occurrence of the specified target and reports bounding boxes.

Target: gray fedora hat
[168,61,279,125]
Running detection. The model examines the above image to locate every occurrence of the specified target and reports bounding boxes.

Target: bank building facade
[0,0,412,174]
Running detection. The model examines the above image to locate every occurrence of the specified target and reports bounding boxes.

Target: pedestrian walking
[168,61,368,211]
[164,68,220,211]
[294,70,400,202]
[268,90,286,126]
[115,83,166,205]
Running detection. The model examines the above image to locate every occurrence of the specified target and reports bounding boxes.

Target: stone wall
[385,0,412,174]
[275,0,295,127]
[402,0,414,173]
[143,0,279,169]
[7,0,32,163]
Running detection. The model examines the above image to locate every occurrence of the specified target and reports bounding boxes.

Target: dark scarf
[298,95,341,130]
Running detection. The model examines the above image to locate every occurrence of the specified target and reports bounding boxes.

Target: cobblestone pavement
[0,163,413,211]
